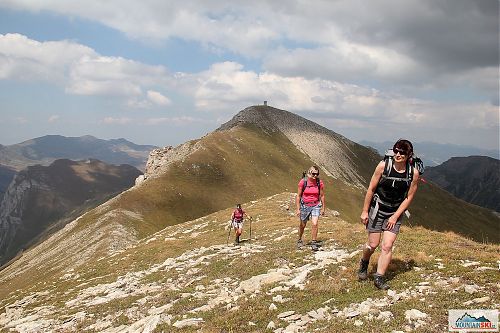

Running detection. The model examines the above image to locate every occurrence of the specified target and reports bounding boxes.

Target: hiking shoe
[296,239,303,249]
[357,259,369,281]
[311,240,320,251]
[374,274,390,290]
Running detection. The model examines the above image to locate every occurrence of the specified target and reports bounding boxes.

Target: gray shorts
[366,205,402,234]
[300,202,321,223]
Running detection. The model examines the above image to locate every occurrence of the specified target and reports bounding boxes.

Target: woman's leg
[362,232,381,261]
[376,231,397,275]
[311,215,319,241]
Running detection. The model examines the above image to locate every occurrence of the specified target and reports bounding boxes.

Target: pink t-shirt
[298,178,324,206]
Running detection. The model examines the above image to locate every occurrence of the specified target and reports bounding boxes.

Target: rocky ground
[1,193,499,333]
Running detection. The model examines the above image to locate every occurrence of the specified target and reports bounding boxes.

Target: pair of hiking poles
[226,216,253,246]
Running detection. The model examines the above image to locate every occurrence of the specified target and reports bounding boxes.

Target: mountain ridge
[0,158,142,267]
[424,156,500,212]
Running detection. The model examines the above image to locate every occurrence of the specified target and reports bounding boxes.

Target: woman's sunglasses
[394,148,408,156]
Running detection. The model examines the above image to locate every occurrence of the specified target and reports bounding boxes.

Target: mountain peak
[218,105,375,187]
[218,105,329,135]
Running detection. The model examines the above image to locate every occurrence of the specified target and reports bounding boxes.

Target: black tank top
[375,165,411,207]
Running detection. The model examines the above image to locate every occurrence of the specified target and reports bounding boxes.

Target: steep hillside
[0,164,16,200]
[424,156,500,212]
[0,135,157,171]
[219,106,376,187]
[0,193,498,332]
[0,159,142,267]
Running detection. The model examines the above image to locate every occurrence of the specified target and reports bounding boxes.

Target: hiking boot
[373,274,390,290]
[311,240,320,251]
[296,239,303,249]
[234,236,240,246]
[357,259,369,281]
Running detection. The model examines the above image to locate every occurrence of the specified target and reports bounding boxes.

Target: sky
[0,0,498,150]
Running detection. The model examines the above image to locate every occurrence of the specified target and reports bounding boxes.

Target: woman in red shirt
[231,204,249,245]
[296,165,325,251]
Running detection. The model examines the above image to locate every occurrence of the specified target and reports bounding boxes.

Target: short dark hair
[236,203,241,209]
[393,139,413,156]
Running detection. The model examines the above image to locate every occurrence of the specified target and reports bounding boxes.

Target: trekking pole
[249,216,253,243]
[226,219,233,246]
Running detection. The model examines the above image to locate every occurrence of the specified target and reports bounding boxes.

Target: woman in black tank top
[357,139,420,290]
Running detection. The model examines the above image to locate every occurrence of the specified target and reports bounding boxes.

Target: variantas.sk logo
[449,310,499,332]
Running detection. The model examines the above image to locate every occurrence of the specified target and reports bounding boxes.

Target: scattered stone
[464,284,480,294]
[377,311,393,323]
[463,296,490,306]
[345,311,360,318]
[267,321,276,329]
[269,303,278,311]
[277,311,295,319]
[354,320,363,326]
[172,318,204,328]
[405,309,428,321]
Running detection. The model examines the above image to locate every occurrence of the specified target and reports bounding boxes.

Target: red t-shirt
[233,209,245,221]
[298,178,324,206]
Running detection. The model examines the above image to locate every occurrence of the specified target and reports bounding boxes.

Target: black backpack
[379,149,425,197]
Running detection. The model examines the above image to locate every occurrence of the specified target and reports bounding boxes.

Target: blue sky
[0,0,498,150]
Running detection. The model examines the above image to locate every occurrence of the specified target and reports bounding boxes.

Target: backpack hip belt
[369,194,401,221]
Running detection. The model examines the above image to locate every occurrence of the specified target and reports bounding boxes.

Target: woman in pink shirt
[295,165,325,251]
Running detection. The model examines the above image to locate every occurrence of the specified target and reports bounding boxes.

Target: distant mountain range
[0,159,141,267]
[0,135,157,200]
[0,135,157,172]
[425,156,500,212]
[360,140,499,166]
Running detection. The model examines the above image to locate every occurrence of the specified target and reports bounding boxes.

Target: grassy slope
[1,193,498,332]
[1,122,497,297]
[76,124,330,238]
[47,123,500,245]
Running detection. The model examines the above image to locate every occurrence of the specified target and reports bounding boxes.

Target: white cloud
[48,115,60,123]
[144,116,209,126]
[178,61,497,137]
[101,117,132,125]
[0,33,172,108]
[0,33,95,83]
[147,90,171,106]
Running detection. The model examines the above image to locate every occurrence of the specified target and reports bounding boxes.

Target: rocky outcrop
[0,164,16,201]
[0,159,141,266]
[139,140,202,181]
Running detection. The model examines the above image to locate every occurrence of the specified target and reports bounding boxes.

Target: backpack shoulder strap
[301,177,307,197]
[316,178,321,198]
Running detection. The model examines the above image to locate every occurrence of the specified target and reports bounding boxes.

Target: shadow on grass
[370,258,417,281]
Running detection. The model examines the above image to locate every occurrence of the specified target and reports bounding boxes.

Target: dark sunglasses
[311,172,319,176]
[394,148,408,155]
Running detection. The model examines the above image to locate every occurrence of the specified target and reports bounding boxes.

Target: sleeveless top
[374,165,411,211]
